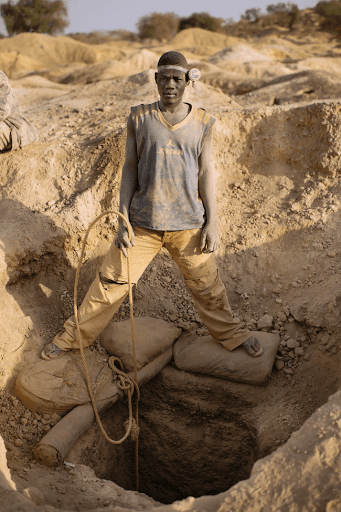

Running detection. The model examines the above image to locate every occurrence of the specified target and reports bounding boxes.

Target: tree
[315,1,341,34]
[240,8,262,22]
[136,12,179,41]
[0,0,68,36]
[178,12,225,32]
[287,4,299,30]
[266,2,294,14]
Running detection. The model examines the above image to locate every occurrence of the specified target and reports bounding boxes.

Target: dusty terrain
[1,21,341,511]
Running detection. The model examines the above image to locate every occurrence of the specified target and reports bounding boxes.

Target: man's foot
[41,343,67,360]
[240,336,263,357]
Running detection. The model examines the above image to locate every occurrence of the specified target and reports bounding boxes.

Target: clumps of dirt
[0,389,61,452]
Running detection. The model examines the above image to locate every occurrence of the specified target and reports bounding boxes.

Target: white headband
[157,65,201,81]
[157,65,188,73]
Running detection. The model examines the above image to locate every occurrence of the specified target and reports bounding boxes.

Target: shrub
[266,2,294,13]
[240,8,262,22]
[136,12,179,41]
[0,0,68,36]
[315,1,341,34]
[178,12,225,32]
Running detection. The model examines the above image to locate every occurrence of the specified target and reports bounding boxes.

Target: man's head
[155,51,190,107]
[157,51,189,79]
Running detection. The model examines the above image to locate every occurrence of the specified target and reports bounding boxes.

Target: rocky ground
[1,21,341,511]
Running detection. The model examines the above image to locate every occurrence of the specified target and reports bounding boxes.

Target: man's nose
[165,78,176,88]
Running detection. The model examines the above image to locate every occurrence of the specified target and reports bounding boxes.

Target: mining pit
[1,26,341,512]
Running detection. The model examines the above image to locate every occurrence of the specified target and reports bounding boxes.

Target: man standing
[42,51,262,360]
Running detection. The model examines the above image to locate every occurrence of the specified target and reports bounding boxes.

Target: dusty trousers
[54,226,250,352]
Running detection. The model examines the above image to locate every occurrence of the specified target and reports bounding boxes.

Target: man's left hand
[200,223,218,253]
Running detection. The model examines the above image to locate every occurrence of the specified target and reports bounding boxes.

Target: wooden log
[33,348,172,466]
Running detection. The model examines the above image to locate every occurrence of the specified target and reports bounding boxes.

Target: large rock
[257,314,273,330]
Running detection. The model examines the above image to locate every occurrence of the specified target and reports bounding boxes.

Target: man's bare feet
[41,342,67,360]
[240,336,263,357]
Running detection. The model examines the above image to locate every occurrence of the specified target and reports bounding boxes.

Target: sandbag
[100,316,182,372]
[173,331,280,385]
[15,350,113,416]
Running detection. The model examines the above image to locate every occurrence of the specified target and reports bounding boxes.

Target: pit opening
[65,322,341,507]
[68,366,258,504]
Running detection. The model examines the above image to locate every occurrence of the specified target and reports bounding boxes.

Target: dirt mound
[209,44,272,65]
[0,51,43,79]
[11,75,70,89]
[237,69,341,106]
[122,48,158,70]
[297,57,341,75]
[10,75,71,108]
[0,33,99,67]
[58,60,131,84]
[171,27,241,49]
[165,27,242,56]
[0,33,140,70]
[58,49,159,85]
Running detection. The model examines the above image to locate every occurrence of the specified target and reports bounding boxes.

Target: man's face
[156,69,188,107]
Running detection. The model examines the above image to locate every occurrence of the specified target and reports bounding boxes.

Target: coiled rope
[74,211,139,490]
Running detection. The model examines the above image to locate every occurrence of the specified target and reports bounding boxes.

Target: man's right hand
[114,222,135,258]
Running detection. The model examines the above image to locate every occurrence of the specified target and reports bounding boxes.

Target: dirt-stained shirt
[0,70,39,150]
[129,101,215,231]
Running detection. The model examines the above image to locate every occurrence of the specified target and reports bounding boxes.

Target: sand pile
[58,49,159,85]
[123,48,158,70]
[158,27,243,56]
[209,44,272,65]
[170,27,241,49]
[237,69,341,106]
[0,51,43,79]
[0,33,99,67]
[10,76,71,108]
[253,34,338,61]
[296,57,341,75]
[0,33,141,75]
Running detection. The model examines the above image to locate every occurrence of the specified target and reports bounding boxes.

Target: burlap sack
[173,331,280,385]
[15,351,113,416]
[100,316,182,371]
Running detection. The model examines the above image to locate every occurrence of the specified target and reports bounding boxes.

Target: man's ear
[155,72,158,83]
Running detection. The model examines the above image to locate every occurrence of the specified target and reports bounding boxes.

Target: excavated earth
[1,25,341,511]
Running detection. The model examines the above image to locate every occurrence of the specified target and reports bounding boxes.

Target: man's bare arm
[198,129,218,253]
[114,114,138,256]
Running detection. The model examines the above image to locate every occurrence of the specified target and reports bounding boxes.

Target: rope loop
[74,210,139,490]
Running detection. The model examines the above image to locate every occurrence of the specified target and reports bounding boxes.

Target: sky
[64,0,318,34]
[0,0,319,36]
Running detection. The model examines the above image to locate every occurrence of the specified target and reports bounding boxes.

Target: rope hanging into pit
[74,210,140,491]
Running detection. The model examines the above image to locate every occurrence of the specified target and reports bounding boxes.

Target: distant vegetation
[133,3,340,41]
[136,12,180,41]
[68,29,139,45]
[0,1,340,41]
[315,1,341,35]
[0,0,68,36]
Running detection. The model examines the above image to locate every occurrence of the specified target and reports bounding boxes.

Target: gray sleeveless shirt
[129,101,215,231]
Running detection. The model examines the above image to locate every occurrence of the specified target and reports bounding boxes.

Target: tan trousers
[54,226,250,352]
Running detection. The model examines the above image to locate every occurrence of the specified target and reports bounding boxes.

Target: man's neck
[158,99,187,115]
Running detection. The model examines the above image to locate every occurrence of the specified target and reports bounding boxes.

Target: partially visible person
[0,70,39,151]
